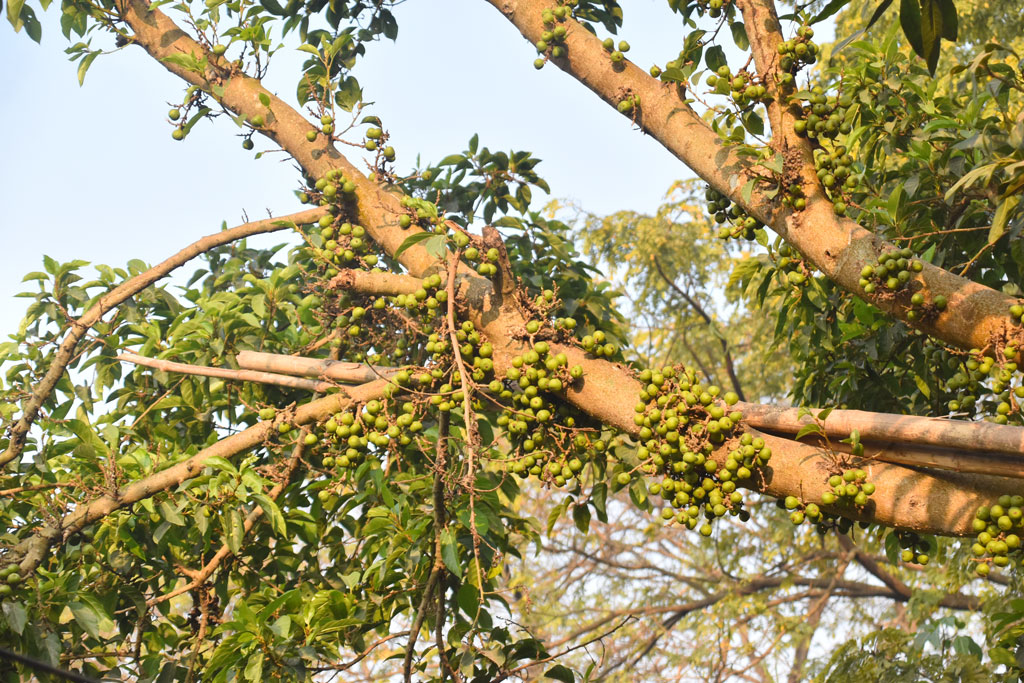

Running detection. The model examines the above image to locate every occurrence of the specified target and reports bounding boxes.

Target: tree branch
[485,0,1021,353]
[0,206,327,469]
[740,402,1024,458]
[116,352,337,392]
[115,0,443,279]
[12,377,390,579]
[652,255,746,401]
[236,350,399,384]
[147,420,313,606]
[327,269,422,297]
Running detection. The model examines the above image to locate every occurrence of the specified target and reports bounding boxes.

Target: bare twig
[652,255,746,401]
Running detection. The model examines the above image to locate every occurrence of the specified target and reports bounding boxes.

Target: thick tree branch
[485,0,1021,353]
[0,206,327,469]
[115,0,443,279]
[545,338,1012,535]
[327,269,421,297]
[740,403,1024,456]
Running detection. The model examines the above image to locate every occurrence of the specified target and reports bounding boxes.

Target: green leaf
[394,231,435,258]
[7,0,26,28]
[68,595,113,639]
[742,110,764,136]
[159,500,185,526]
[937,0,957,40]
[69,601,101,639]
[899,0,924,59]
[67,419,109,456]
[381,11,398,40]
[546,497,569,535]
[456,582,480,617]
[258,92,271,107]
[912,373,931,399]
[244,651,264,682]
[424,234,446,259]
[155,663,179,683]
[253,493,287,537]
[260,0,285,15]
[628,478,648,509]
[590,482,608,523]
[704,46,726,73]
[659,67,687,83]
[76,51,99,86]
[160,52,205,73]
[810,0,852,25]
[990,195,1019,245]
[795,422,824,441]
[2,601,27,636]
[834,0,892,53]
[226,508,244,554]
[544,665,575,682]
[918,0,944,74]
[334,76,363,112]
[438,154,466,166]
[440,527,462,579]
[729,22,749,51]
[883,530,901,564]
[182,106,212,136]
[204,456,238,475]
[572,503,591,535]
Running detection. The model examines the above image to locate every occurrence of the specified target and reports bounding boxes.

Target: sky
[0,0,832,337]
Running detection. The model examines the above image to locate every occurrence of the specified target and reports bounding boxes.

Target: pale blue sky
[0,1,830,336]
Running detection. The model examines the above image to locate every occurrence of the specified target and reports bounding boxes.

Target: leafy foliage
[3,0,1024,681]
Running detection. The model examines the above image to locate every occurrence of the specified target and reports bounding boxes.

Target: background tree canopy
[1,0,1024,681]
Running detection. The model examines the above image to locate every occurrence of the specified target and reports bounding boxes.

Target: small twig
[0,482,76,497]
[309,631,410,673]
[652,256,746,401]
[0,646,101,683]
[493,617,636,683]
